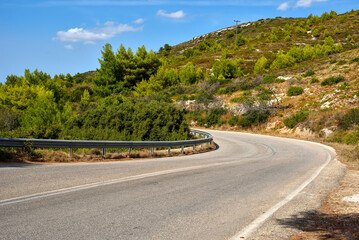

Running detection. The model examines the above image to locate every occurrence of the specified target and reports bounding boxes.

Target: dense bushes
[180,62,202,85]
[61,100,190,141]
[212,58,242,79]
[321,76,345,86]
[0,66,190,142]
[270,37,343,70]
[238,110,271,128]
[287,86,304,96]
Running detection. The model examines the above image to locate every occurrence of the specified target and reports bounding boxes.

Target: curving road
[0,130,344,240]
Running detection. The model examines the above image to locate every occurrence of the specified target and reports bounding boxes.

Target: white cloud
[54,22,143,43]
[295,0,327,8]
[277,2,290,11]
[64,44,74,50]
[157,10,186,19]
[134,18,145,24]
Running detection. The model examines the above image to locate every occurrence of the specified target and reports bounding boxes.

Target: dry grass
[1,142,216,164]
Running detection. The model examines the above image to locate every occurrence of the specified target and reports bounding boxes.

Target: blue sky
[0,0,358,82]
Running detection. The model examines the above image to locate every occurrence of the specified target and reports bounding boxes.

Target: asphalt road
[0,130,344,240]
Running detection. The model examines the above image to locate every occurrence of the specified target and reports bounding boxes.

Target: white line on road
[0,159,247,207]
[229,150,334,240]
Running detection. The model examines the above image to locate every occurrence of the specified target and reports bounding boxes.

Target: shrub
[295,26,306,35]
[253,57,268,74]
[287,86,304,96]
[228,116,239,126]
[303,70,315,77]
[351,57,359,63]
[270,50,296,70]
[337,60,347,65]
[235,34,246,46]
[262,76,283,84]
[283,110,310,128]
[312,29,320,37]
[338,82,350,90]
[61,100,190,141]
[343,131,359,145]
[339,16,346,23]
[347,34,355,43]
[230,97,244,103]
[226,32,234,39]
[321,76,345,86]
[337,108,359,130]
[310,78,319,83]
[179,62,198,85]
[205,108,226,127]
[238,110,271,128]
[323,29,330,38]
[212,58,241,79]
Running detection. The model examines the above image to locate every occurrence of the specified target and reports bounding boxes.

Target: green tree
[270,51,296,70]
[212,58,241,79]
[179,62,197,85]
[254,57,268,74]
[20,91,60,129]
[133,76,163,97]
[94,43,117,87]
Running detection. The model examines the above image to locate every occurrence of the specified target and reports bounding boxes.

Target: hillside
[160,9,359,146]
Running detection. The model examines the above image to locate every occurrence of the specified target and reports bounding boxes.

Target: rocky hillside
[161,9,359,145]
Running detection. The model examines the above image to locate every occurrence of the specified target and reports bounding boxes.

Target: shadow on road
[0,163,34,168]
[277,210,359,239]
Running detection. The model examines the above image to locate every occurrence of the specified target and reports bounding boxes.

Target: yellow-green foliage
[270,37,343,70]
[254,57,269,74]
[212,57,242,79]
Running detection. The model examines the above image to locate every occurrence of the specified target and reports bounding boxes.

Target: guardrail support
[69,148,73,158]
[201,144,204,150]
[129,148,132,157]
[168,147,171,155]
[102,148,106,156]
[150,148,154,155]
[193,145,196,151]
[181,146,184,154]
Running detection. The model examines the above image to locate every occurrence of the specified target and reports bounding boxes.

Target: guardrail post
[168,147,171,155]
[129,148,132,157]
[102,148,106,157]
[69,148,73,158]
[181,146,184,154]
[150,148,154,156]
[193,145,196,151]
[201,143,204,150]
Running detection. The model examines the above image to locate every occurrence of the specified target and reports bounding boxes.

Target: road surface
[0,130,344,239]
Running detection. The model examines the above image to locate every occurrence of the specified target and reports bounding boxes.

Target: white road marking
[0,159,245,207]
[230,150,334,240]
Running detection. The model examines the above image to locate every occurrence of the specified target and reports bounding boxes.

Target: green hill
[1,9,359,151]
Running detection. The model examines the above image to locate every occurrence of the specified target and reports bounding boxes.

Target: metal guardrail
[0,129,213,157]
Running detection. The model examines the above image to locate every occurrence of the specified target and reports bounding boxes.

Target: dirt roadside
[197,127,359,239]
[290,142,359,240]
